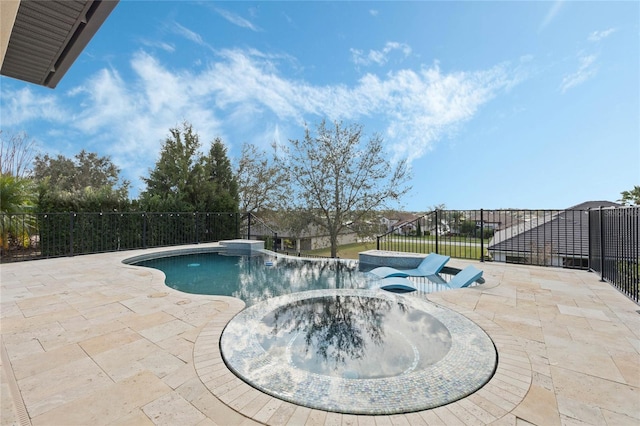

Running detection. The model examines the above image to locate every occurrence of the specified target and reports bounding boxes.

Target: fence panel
[0,212,243,262]
[590,206,639,303]
[377,209,592,269]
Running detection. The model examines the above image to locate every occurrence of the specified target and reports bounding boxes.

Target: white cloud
[351,42,412,66]
[173,22,207,47]
[1,47,518,194]
[588,28,616,42]
[140,39,175,53]
[369,10,379,17]
[560,54,598,93]
[539,0,564,32]
[0,87,67,125]
[216,8,260,31]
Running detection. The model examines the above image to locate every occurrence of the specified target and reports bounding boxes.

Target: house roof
[487,201,621,256]
[1,0,119,88]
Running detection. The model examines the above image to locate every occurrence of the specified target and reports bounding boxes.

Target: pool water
[221,289,498,414]
[132,252,377,306]
[260,295,452,379]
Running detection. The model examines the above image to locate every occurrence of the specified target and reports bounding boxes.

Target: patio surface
[1,244,638,425]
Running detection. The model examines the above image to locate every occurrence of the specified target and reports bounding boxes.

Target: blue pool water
[132,249,496,414]
[132,252,377,306]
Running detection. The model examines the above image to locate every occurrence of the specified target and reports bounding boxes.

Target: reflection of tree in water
[234,256,373,306]
[265,295,406,371]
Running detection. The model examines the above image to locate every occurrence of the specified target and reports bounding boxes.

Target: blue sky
[1,0,638,211]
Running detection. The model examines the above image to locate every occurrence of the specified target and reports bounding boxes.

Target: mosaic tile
[219,289,497,415]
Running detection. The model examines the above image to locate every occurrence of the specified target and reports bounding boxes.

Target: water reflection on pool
[131,252,376,306]
[221,289,497,415]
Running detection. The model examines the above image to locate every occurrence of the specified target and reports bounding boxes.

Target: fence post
[376,236,380,250]
[598,206,605,282]
[434,210,439,254]
[273,233,278,252]
[69,212,75,256]
[195,212,199,244]
[480,208,485,262]
[247,213,251,240]
[143,213,147,249]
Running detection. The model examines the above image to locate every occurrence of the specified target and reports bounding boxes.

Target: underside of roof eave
[1,0,119,89]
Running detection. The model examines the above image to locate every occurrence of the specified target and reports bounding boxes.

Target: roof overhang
[0,0,119,89]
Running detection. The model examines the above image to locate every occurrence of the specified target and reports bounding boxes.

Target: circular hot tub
[220,289,496,415]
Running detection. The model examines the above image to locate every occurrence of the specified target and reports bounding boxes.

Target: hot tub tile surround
[194,289,533,422]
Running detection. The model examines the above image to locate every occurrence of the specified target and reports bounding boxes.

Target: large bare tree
[236,143,288,214]
[0,130,37,178]
[281,120,411,257]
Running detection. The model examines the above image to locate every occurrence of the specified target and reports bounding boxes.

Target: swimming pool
[126,249,462,306]
[127,246,497,415]
[129,250,378,306]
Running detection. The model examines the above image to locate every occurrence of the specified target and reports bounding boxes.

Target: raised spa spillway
[220,289,497,415]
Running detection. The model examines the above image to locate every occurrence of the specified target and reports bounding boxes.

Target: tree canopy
[279,120,411,257]
[141,122,239,212]
[33,150,130,212]
[236,142,288,214]
[619,185,640,206]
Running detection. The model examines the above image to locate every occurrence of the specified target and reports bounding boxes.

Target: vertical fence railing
[377,210,494,263]
[241,213,278,252]
[0,212,242,262]
[377,209,593,269]
[589,206,639,303]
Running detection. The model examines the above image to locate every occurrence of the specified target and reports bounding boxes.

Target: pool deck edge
[1,246,638,426]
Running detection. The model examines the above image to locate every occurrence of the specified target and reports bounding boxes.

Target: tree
[201,138,239,212]
[0,130,37,178]
[34,150,129,194]
[141,122,205,211]
[0,175,37,250]
[280,120,411,257]
[236,143,288,213]
[141,122,240,213]
[33,150,130,212]
[619,186,640,206]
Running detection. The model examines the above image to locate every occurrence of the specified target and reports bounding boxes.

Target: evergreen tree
[141,122,205,211]
[141,123,239,212]
[201,138,239,212]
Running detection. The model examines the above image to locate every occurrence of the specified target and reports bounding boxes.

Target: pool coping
[218,289,499,415]
[194,288,532,423]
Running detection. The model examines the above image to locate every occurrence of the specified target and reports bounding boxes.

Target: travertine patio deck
[1,244,638,425]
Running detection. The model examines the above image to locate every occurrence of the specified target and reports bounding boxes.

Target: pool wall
[122,239,265,265]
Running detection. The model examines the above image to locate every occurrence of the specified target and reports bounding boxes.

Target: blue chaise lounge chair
[369,253,450,278]
[446,265,483,289]
[373,264,483,293]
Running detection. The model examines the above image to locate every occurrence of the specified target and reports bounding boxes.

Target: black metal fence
[243,213,278,252]
[378,209,593,269]
[3,207,638,303]
[589,206,639,303]
[0,212,242,262]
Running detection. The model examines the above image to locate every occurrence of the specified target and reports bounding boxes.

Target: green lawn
[304,241,485,260]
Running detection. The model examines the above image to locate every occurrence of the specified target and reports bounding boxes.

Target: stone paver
[1,244,638,425]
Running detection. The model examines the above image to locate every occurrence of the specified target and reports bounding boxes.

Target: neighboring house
[471,211,517,231]
[487,201,620,268]
[275,224,358,252]
[393,219,418,235]
[247,215,357,252]
[426,218,451,236]
[378,212,420,234]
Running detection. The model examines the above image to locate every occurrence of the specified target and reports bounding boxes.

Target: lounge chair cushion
[369,253,450,278]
